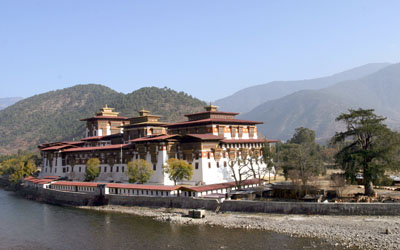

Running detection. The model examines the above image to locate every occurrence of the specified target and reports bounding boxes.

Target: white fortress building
[38,105,277,185]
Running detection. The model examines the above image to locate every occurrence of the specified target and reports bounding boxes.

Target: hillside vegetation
[0,84,206,154]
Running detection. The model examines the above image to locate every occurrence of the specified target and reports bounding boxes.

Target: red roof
[62,144,129,152]
[184,111,240,117]
[130,134,179,143]
[39,141,85,150]
[221,139,279,144]
[167,118,263,127]
[80,116,129,121]
[107,183,179,191]
[63,141,85,145]
[185,134,224,140]
[183,179,261,192]
[51,181,179,191]
[25,177,55,184]
[80,136,107,141]
[51,181,102,187]
[41,144,78,151]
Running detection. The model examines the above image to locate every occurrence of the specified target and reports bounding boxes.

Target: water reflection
[0,189,338,250]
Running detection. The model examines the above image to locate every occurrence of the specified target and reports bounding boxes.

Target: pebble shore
[80,205,400,249]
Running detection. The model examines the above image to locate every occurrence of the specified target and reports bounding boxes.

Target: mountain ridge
[215,63,391,113]
[241,63,400,141]
[0,97,23,110]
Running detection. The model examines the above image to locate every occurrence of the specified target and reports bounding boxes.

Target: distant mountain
[0,85,206,154]
[215,63,391,113]
[0,97,23,110]
[241,63,400,142]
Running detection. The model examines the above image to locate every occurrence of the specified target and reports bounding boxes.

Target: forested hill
[0,84,206,154]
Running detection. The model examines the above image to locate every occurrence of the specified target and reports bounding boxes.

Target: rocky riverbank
[80,205,400,250]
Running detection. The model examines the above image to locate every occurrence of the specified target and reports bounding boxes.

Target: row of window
[208,161,228,168]
[111,188,172,196]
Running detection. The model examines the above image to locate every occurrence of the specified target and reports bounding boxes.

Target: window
[207,152,210,159]
[116,166,119,172]
[153,164,156,171]
[122,166,124,172]
[208,162,211,168]
[79,167,81,172]
[136,155,139,159]
[110,166,113,172]
[195,162,199,169]
[104,166,107,172]
[224,161,227,167]
[217,162,220,168]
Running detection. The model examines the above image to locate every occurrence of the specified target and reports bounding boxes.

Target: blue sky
[1,1,399,101]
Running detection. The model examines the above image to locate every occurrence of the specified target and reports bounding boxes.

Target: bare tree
[228,149,252,189]
[246,148,266,181]
[331,174,347,197]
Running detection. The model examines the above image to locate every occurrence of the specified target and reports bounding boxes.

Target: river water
[0,189,338,250]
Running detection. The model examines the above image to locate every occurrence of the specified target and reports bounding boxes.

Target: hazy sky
[1,1,399,101]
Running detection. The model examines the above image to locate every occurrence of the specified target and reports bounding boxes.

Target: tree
[332,108,400,196]
[163,158,193,185]
[0,153,38,184]
[228,148,252,189]
[261,142,276,183]
[244,148,263,179]
[85,158,100,182]
[127,159,154,183]
[331,173,347,197]
[289,127,316,145]
[280,127,324,186]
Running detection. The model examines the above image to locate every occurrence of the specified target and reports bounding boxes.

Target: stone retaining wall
[220,200,400,216]
[21,187,96,206]
[20,186,400,215]
[106,195,219,210]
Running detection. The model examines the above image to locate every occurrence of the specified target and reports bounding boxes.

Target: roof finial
[205,102,218,112]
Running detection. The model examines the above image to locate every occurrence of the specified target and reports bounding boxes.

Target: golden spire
[205,102,218,112]
[96,105,119,117]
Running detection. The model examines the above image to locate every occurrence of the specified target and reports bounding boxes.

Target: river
[0,189,338,250]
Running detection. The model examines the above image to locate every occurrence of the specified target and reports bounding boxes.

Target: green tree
[85,158,100,182]
[127,159,154,183]
[163,158,193,185]
[289,127,316,145]
[332,108,400,196]
[0,153,37,183]
[280,127,324,186]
